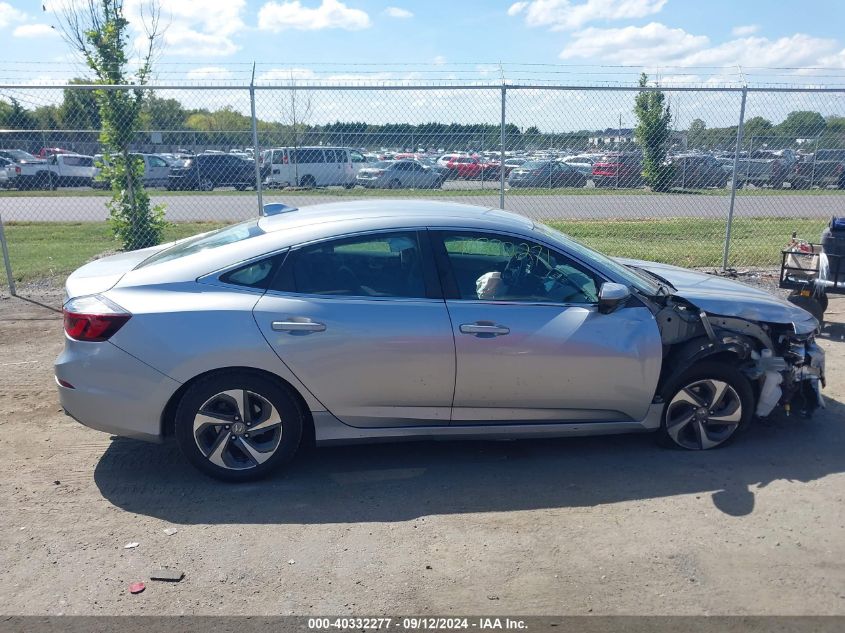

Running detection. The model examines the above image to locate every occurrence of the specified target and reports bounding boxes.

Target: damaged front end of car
[654,294,825,420]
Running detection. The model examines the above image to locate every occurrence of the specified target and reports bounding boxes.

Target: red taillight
[14,166,21,174]
[63,295,131,342]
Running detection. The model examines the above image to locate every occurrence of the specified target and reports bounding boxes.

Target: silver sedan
[56,200,825,481]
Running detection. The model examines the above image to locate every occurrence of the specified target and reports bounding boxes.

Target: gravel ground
[1,277,844,616]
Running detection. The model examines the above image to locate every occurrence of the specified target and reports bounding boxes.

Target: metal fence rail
[2,81,845,299]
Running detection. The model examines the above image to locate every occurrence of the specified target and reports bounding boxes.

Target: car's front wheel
[174,371,304,482]
[657,361,753,450]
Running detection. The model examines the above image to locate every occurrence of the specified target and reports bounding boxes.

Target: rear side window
[272,232,427,298]
[292,148,324,163]
[220,253,286,289]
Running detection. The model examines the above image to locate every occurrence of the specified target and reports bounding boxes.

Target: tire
[389,178,402,189]
[299,175,316,189]
[174,371,304,482]
[657,361,754,450]
[199,178,214,191]
[343,183,355,190]
[234,183,249,191]
[787,292,825,324]
[36,172,55,190]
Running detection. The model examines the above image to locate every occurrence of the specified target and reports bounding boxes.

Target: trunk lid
[64,244,171,301]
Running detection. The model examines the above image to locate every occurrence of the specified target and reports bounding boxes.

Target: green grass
[547,217,825,268]
[2,221,224,286]
[0,217,827,289]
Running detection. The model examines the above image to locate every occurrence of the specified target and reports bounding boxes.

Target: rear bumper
[55,338,181,442]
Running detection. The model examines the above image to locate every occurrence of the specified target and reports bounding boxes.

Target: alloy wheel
[192,390,283,470]
[665,379,743,450]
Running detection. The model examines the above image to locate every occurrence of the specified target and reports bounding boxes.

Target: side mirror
[598,282,631,314]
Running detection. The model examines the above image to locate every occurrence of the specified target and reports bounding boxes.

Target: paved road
[2,187,843,223]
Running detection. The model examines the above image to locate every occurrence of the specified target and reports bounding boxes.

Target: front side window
[438,231,600,304]
[350,150,366,163]
[276,232,427,298]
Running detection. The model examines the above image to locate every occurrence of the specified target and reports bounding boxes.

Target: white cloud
[559,22,707,64]
[511,0,667,31]
[433,55,447,66]
[683,33,839,68]
[731,24,759,37]
[124,0,246,57]
[558,22,842,72]
[258,0,371,32]
[384,6,413,18]
[0,2,27,29]
[13,23,59,38]
[507,2,528,16]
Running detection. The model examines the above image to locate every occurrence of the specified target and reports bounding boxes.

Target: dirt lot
[1,283,844,616]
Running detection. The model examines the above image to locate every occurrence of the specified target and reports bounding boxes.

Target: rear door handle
[271,320,326,333]
[459,323,510,336]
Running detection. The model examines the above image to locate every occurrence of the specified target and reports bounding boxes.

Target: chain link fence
[2,82,844,300]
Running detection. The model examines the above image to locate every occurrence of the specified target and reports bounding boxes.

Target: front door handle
[459,323,510,336]
[272,320,326,333]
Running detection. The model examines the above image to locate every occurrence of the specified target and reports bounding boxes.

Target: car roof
[120,200,536,288]
[259,199,533,234]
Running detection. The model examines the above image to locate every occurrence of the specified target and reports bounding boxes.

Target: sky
[2,0,845,131]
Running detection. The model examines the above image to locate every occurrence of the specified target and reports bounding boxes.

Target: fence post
[0,213,15,297]
[249,66,264,216]
[723,86,748,270]
[499,85,506,209]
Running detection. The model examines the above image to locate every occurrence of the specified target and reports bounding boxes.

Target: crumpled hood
[617,258,818,332]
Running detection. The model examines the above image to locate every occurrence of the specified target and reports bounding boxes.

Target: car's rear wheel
[199,178,214,191]
[174,371,304,482]
[657,361,753,450]
[299,175,316,188]
[389,178,401,189]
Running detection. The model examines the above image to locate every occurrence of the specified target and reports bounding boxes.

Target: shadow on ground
[93,394,845,523]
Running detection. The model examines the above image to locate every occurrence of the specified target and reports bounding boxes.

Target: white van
[262,146,367,189]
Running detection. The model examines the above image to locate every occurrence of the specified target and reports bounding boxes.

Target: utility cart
[779,217,845,323]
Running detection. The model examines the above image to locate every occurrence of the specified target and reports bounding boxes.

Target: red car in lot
[592,153,644,188]
[445,155,500,180]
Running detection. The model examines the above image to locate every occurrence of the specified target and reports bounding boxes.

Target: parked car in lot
[445,155,500,180]
[665,154,729,189]
[592,153,644,188]
[261,146,366,189]
[56,200,825,481]
[0,157,15,188]
[508,160,587,188]
[0,149,52,189]
[11,151,93,189]
[734,149,797,189]
[45,153,95,187]
[356,159,446,189]
[93,153,173,189]
[791,149,845,189]
[562,155,595,177]
[37,147,73,159]
[167,153,255,191]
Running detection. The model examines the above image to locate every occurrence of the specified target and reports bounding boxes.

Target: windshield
[137,220,265,268]
[370,161,393,169]
[522,161,549,170]
[534,222,663,296]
